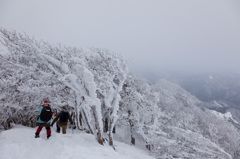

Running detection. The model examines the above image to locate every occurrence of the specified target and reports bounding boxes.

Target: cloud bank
[1,0,240,74]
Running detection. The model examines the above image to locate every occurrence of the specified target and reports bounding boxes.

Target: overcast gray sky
[1,0,240,74]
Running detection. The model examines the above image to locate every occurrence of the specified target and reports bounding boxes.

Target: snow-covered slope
[147,80,239,158]
[0,125,154,159]
[211,110,239,124]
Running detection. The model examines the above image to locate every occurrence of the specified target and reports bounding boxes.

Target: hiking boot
[35,133,40,138]
[56,128,60,133]
[47,135,51,139]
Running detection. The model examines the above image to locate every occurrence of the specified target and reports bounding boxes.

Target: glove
[70,122,76,129]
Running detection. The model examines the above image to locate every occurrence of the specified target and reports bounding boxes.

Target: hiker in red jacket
[35,100,53,139]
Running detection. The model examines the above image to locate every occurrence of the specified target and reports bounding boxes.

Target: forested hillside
[1,29,240,159]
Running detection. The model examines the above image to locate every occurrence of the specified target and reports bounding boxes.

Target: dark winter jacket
[51,110,73,126]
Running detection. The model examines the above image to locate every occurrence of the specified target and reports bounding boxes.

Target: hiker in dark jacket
[50,106,73,134]
[35,100,53,139]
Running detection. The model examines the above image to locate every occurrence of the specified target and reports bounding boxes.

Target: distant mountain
[144,71,240,130]
[145,71,240,106]
[179,73,240,105]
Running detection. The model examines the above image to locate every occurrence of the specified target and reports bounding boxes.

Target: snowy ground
[0,125,155,159]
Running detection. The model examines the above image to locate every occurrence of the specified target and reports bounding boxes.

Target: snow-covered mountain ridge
[118,78,240,158]
[145,70,240,107]
[145,71,240,132]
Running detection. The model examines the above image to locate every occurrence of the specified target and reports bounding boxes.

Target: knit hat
[44,101,49,105]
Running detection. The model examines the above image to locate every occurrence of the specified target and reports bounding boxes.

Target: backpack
[60,111,69,122]
[39,106,52,122]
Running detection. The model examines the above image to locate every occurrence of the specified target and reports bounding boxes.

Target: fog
[1,0,240,75]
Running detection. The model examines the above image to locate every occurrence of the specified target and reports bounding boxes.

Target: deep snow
[0,126,154,159]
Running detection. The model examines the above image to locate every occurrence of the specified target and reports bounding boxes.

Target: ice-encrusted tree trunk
[0,28,104,144]
[87,48,128,146]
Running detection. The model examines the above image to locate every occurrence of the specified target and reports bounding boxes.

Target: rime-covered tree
[119,73,159,148]
[0,28,128,145]
[87,48,128,146]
